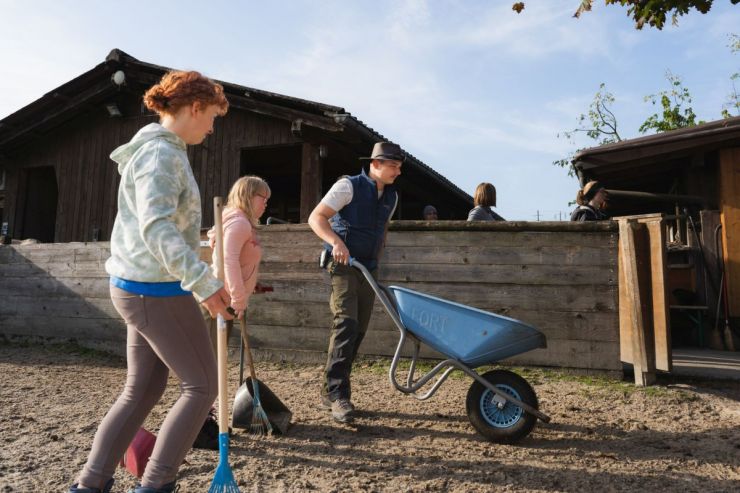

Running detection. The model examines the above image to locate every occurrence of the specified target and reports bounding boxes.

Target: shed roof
[573,115,740,186]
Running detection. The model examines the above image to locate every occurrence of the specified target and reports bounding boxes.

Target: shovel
[232,313,292,434]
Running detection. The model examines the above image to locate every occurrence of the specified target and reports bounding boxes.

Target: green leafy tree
[639,71,703,133]
[722,33,740,118]
[553,83,622,176]
[514,1,739,29]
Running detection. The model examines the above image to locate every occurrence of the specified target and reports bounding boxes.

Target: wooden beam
[618,219,656,386]
[642,218,671,372]
[719,147,740,318]
[618,213,669,371]
[228,96,343,133]
[300,143,322,223]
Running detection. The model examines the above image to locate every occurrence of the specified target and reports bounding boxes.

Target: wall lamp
[111,70,126,86]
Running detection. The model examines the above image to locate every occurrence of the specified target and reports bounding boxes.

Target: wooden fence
[0,221,620,372]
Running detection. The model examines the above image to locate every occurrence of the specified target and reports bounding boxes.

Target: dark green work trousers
[323,261,377,401]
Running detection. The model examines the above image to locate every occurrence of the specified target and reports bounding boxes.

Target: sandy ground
[1,342,739,493]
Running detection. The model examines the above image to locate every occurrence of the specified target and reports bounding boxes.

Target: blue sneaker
[130,481,179,493]
[68,478,114,493]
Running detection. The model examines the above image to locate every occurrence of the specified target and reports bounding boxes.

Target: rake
[209,196,240,493]
[239,312,273,436]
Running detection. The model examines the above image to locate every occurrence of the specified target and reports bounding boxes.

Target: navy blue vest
[325,171,397,271]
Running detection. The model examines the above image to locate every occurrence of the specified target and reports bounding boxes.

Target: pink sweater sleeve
[222,214,254,312]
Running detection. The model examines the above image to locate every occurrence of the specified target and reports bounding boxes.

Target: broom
[239,312,273,436]
[209,196,240,493]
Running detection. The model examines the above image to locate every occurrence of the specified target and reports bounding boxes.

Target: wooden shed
[573,117,740,351]
[0,49,473,244]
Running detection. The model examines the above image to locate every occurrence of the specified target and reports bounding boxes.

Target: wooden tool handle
[239,313,258,385]
[213,197,229,434]
[213,196,226,283]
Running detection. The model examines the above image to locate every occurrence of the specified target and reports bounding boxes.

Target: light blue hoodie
[105,123,222,301]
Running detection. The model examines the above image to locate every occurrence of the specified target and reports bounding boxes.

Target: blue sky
[1,1,738,220]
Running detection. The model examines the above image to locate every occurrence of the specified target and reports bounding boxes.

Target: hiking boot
[69,479,114,493]
[321,394,356,411]
[331,398,354,423]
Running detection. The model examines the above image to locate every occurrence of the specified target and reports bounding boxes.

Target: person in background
[422,205,438,220]
[467,182,504,221]
[68,71,232,493]
[308,141,402,424]
[570,180,609,221]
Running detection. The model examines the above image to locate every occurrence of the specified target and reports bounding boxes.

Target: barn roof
[0,49,471,203]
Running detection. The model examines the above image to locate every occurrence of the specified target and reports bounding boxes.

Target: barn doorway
[21,166,58,242]
[240,145,302,223]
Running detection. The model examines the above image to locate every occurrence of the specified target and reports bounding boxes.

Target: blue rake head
[208,433,240,493]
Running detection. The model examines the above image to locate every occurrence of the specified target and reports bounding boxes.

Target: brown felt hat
[360,142,405,162]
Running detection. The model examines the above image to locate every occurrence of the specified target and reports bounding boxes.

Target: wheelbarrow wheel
[465,369,538,444]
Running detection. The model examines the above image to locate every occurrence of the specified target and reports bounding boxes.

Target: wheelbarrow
[348,257,551,443]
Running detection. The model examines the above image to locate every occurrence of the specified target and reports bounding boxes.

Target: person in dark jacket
[570,181,609,221]
[467,182,504,221]
[308,142,402,423]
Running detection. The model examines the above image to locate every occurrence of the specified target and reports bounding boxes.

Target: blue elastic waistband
[110,277,190,297]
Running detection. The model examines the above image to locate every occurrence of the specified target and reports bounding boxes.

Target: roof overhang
[572,116,740,186]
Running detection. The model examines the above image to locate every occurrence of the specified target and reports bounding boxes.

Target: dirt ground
[1,343,739,493]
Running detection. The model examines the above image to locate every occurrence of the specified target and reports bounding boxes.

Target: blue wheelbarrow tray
[388,286,546,367]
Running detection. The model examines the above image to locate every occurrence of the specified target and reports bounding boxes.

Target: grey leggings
[77,286,217,489]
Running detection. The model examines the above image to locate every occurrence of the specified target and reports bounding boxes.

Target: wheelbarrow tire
[465,369,538,444]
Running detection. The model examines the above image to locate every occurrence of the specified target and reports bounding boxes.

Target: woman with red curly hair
[69,71,233,493]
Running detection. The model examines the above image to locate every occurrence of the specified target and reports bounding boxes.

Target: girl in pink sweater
[209,175,271,318]
[195,176,270,450]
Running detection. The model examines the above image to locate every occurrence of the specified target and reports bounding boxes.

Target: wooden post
[641,217,671,372]
[618,218,657,386]
[719,148,740,318]
[300,143,322,223]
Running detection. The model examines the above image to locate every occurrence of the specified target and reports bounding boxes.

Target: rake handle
[239,313,259,393]
[213,196,230,435]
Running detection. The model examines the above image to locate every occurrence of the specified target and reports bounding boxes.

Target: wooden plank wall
[0,222,620,372]
[0,242,124,354]
[6,102,298,243]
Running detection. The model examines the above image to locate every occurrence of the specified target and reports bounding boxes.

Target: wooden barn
[0,49,472,243]
[573,117,740,354]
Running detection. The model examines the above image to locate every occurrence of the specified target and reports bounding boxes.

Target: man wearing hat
[308,142,403,423]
